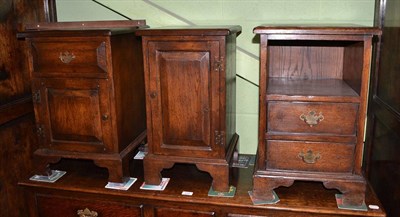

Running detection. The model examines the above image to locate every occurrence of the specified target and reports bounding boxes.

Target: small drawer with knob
[267,101,358,138]
[266,140,355,173]
[28,37,109,78]
[35,194,142,217]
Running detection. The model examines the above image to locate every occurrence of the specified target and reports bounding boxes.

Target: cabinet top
[253,25,381,35]
[18,20,148,38]
[136,25,242,36]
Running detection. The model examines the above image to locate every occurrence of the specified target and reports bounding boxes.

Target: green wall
[56,0,375,154]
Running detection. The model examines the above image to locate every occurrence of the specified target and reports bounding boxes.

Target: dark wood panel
[110,33,147,151]
[365,0,400,216]
[0,0,50,105]
[0,96,33,125]
[342,42,364,95]
[368,117,400,217]
[0,1,54,217]
[268,43,344,79]
[0,115,39,217]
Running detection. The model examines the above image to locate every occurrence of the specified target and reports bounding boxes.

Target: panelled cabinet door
[147,40,222,158]
[31,78,113,153]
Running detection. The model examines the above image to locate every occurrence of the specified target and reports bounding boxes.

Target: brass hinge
[214,57,224,72]
[36,124,45,138]
[214,130,225,147]
[32,90,41,103]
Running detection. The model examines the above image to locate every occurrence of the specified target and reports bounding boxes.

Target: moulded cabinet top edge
[253,25,381,36]
[135,25,242,36]
[17,20,149,39]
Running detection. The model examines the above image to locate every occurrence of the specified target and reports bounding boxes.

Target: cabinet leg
[252,176,294,201]
[94,160,127,183]
[143,156,174,185]
[33,154,61,176]
[323,180,366,207]
[196,163,229,192]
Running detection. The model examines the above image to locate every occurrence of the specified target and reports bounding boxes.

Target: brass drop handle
[59,51,76,64]
[300,111,324,127]
[298,150,320,164]
[77,208,98,217]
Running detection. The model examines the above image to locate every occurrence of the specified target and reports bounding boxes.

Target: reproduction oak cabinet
[251,26,381,207]
[136,26,241,192]
[19,21,148,183]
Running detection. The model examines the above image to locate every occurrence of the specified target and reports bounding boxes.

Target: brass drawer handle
[298,150,320,164]
[300,111,324,127]
[59,51,76,64]
[77,208,98,217]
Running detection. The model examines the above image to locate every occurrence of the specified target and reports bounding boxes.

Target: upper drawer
[29,38,109,78]
[267,101,358,136]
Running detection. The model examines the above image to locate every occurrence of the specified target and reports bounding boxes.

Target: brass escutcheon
[77,208,98,217]
[59,51,76,64]
[299,111,324,127]
[298,150,321,164]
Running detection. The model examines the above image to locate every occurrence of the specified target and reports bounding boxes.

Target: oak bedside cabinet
[136,26,241,192]
[19,21,148,183]
[251,26,381,208]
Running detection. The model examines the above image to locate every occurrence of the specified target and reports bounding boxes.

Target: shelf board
[267,78,360,103]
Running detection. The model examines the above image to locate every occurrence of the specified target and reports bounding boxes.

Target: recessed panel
[158,51,211,148]
[47,88,103,143]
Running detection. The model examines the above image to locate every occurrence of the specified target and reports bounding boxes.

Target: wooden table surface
[20,156,386,217]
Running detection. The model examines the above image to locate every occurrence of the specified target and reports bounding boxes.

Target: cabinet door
[147,40,222,158]
[32,78,113,153]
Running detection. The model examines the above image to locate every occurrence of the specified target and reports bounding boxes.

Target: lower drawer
[155,207,215,217]
[36,194,142,217]
[266,140,354,173]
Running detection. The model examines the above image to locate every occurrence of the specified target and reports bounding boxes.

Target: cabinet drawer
[30,38,108,78]
[36,194,142,217]
[267,101,358,136]
[155,207,215,217]
[266,140,354,173]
